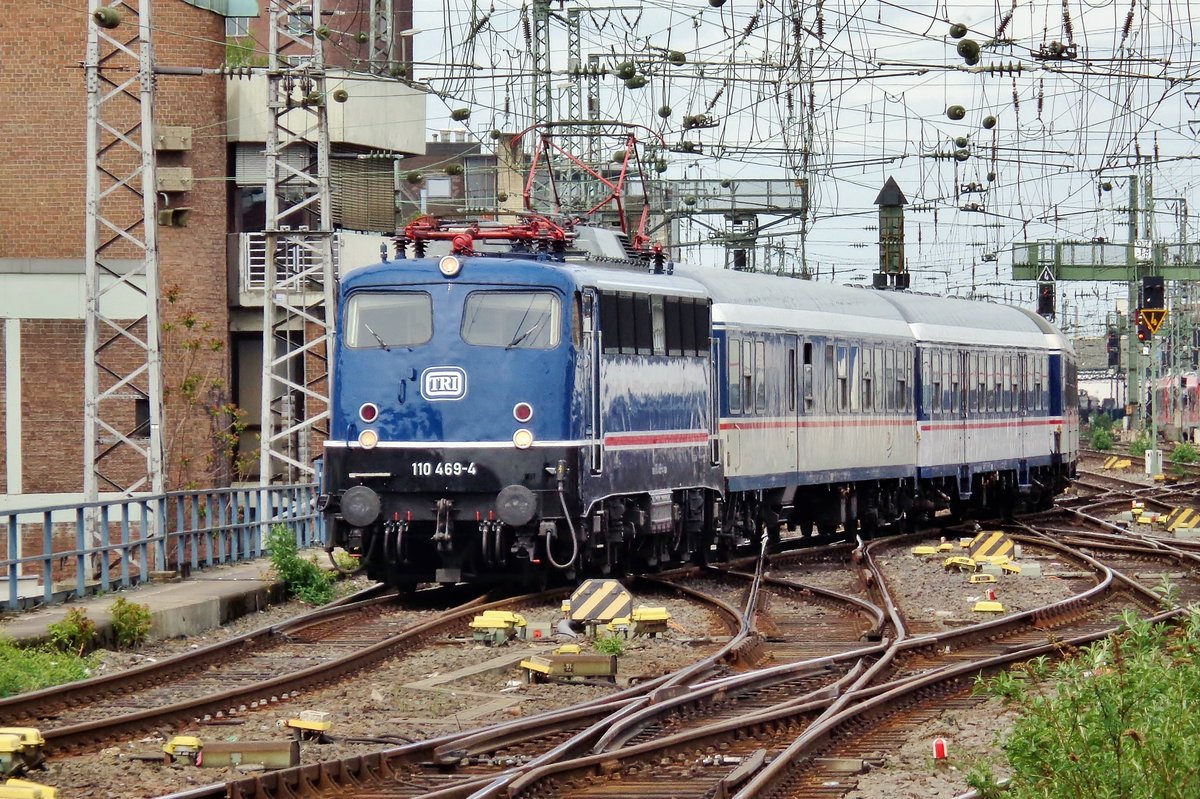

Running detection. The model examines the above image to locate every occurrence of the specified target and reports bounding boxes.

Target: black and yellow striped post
[968,531,1015,563]
[568,579,633,624]
[1162,507,1200,533]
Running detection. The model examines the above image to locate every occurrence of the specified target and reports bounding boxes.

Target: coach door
[785,336,801,476]
[958,350,972,496]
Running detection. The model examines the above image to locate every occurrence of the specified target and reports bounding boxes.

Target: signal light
[1106,331,1120,367]
[1036,282,1055,318]
[1142,275,1164,309]
[1136,311,1151,343]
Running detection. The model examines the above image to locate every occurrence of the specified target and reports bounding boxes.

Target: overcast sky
[395,0,1200,335]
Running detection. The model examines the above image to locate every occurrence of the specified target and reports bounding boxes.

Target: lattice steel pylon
[259,0,335,484]
[368,0,393,74]
[83,0,166,504]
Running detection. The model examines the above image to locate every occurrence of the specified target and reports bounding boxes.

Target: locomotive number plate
[411,461,478,477]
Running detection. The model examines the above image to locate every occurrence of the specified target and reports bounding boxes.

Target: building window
[226,17,251,37]
[426,177,452,198]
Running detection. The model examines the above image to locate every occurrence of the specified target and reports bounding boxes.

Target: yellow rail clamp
[632,606,671,623]
[1000,562,1022,575]
[911,545,938,556]
[469,610,527,628]
[0,735,23,777]
[163,735,203,761]
[937,541,955,552]
[0,729,43,773]
[554,644,582,655]
[973,600,1005,613]
[569,579,633,623]
[1131,500,1145,511]
[605,616,631,634]
[959,538,974,548]
[0,780,57,799]
[980,554,1011,566]
[943,556,977,573]
[0,731,42,751]
[968,531,1015,563]
[287,710,333,734]
[968,573,997,584]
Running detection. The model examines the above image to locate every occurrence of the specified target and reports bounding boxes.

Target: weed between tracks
[970,607,1200,797]
[0,638,96,697]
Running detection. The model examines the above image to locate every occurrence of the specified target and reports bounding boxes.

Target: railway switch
[287,711,334,742]
[162,736,203,764]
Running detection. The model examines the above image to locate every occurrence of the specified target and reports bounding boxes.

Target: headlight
[358,429,379,449]
[438,255,462,277]
[512,428,534,449]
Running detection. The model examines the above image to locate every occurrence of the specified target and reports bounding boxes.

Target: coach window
[728,336,742,413]
[787,347,797,413]
[825,344,836,412]
[1038,358,1048,410]
[346,291,433,348]
[868,347,878,410]
[755,341,767,412]
[951,354,961,413]
[802,343,814,410]
[898,352,910,412]
[878,345,888,410]
[930,351,942,416]
[743,340,755,412]
[836,346,849,412]
[882,348,893,411]
[651,295,666,354]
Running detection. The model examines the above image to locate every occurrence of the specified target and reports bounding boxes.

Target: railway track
[25,497,1199,798]
[0,585,512,754]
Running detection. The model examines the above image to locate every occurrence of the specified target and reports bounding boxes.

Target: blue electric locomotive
[320,217,1076,588]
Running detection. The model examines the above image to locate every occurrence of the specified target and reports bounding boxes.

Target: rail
[1,484,322,611]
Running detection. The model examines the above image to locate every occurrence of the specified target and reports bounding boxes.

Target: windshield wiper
[506,317,546,349]
[363,323,391,351]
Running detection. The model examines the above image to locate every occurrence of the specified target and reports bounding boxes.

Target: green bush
[0,638,95,697]
[47,608,98,656]
[110,597,153,649]
[1130,432,1151,457]
[1171,441,1199,465]
[593,635,626,656]
[971,608,1200,798]
[267,524,335,605]
[1087,425,1114,451]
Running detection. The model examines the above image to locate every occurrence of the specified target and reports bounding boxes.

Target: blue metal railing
[1,484,323,611]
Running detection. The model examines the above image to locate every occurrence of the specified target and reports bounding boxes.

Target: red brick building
[0,1,424,505]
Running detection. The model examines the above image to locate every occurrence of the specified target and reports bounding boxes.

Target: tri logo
[421,366,467,401]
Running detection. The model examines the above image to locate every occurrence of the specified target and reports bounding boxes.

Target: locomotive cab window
[345,291,433,348]
[462,291,561,349]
